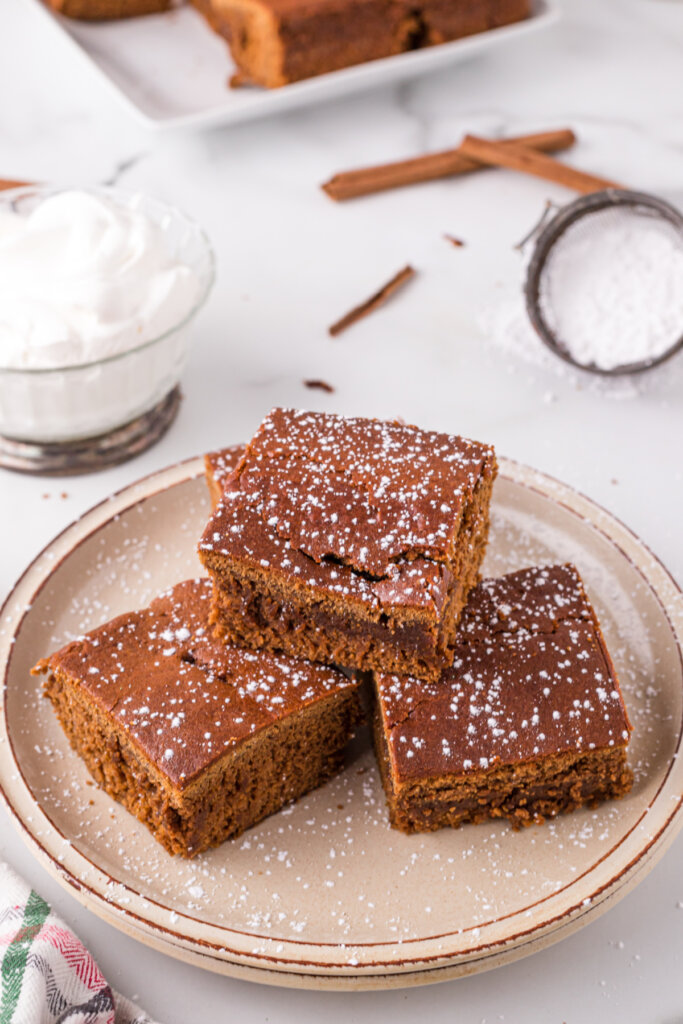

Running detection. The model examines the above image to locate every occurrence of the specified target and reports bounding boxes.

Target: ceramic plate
[28,0,558,130]
[1,456,682,990]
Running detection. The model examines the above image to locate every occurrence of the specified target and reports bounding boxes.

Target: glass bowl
[0,186,214,473]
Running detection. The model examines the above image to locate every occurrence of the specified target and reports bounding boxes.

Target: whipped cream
[0,190,201,369]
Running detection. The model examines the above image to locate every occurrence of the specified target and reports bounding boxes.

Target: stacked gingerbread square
[35,408,632,857]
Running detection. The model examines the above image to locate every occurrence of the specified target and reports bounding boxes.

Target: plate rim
[1,454,682,987]
[25,0,559,131]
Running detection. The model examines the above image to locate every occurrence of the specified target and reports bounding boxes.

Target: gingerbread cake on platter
[45,0,173,19]
[193,0,532,88]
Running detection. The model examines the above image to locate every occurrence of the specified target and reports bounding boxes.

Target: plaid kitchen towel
[0,862,161,1024]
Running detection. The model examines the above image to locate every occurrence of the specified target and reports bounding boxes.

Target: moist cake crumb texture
[200,408,497,681]
[34,578,362,856]
[373,564,633,833]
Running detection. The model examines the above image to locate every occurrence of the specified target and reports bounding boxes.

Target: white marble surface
[2,0,683,1019]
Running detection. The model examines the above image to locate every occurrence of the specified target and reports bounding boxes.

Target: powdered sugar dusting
[378,564,631,781]
[539,206,683,371]
[200,409,495,613]
[41,576,356,790]
[6,469,679,955]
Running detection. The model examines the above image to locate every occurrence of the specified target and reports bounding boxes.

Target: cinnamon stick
[458,135,622,194]
[329,265,416,337]
[322,129,576,201]
[0,179,31,191]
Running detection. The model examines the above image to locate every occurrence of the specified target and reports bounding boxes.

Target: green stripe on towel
[0,889,51,1024]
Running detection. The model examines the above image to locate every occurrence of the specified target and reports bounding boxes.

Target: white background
[1,0,683,1019]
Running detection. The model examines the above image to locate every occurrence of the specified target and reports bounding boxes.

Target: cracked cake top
[200,409,496,611]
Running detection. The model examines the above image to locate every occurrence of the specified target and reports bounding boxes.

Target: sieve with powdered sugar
[524,189,683,376]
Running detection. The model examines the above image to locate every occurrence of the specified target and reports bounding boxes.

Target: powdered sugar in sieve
[525,190,683,375]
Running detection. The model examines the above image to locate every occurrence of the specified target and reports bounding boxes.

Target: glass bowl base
[0,387,181,476]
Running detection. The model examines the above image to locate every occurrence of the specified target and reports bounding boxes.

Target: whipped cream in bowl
[0,186,214,466]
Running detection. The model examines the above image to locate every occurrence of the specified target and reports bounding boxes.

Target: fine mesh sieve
[524,189,683,376]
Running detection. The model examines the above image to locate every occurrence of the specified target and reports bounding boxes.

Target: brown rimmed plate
[1,456,682,989]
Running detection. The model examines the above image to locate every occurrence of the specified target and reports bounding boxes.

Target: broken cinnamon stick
[304,378,335,393]
[322,129,576,201]
[329,265,416,337]
[0,179,31,191]
[458,135,623,194]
